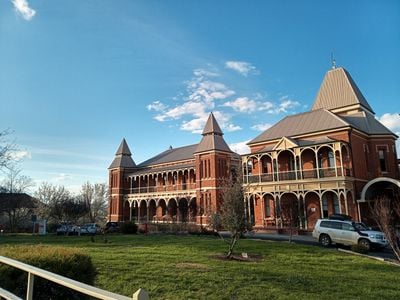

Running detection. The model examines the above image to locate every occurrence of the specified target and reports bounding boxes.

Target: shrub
[351,244,369,254]
[0,245,96,299]
[120,221,138,234]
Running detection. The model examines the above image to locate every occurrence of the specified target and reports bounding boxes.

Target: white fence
[0,255,149,300]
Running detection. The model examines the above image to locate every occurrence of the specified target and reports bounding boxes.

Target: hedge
[0,245,96,299]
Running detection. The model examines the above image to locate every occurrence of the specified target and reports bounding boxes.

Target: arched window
[328,151,335,168]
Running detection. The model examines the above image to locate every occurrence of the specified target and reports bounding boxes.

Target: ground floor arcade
[245,189,359,231]
[121,197,201,224]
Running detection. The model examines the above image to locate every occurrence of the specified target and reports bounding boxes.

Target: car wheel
[358,239,370,251]
[319,234,331,247]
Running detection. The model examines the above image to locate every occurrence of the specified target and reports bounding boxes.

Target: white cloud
[193,68,219,78]
[180,110,241,133]
[12,0,36,21]
[9,150,31,161]
[223,97,275,114]
[378,113,400,132]
[277,96,300,113]
[147,101,167,112]
[223,97,257,113]
[229,140,251,154]
[151,68,236,129]
[225,61,259,76]
[378,112,400,154]
[54,173,71,182]
[180,114,208,134]
[251,123,273,131]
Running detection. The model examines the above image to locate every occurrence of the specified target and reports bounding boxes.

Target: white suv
[312,219,388,250]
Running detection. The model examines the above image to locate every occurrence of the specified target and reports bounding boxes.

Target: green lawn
[0,234,399,299]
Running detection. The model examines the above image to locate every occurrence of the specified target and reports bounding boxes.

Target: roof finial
[331,52,336,69]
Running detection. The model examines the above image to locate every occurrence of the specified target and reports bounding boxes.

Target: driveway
[220,231,397,261]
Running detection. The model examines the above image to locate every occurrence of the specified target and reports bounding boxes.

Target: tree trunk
[226,232,239,259]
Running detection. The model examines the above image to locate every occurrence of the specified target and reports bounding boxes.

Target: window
[247,160,253,176]
[322,197,328,218]
[342,223,355,231]
[264,198,271,217]
[378,149,387,172]
[328,151,335,168]
[333,195,340,214]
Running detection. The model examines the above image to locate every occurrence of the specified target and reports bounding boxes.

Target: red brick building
[242,67,399,230]
[108,113,239,224]
[108,66,399,230]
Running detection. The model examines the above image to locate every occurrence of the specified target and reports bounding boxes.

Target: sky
[0,0,399,194]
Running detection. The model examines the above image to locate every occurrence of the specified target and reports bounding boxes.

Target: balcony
[245,167,352,184]
[128,183,196,194]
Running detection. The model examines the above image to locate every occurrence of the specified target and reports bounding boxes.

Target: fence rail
[0,255,149,300]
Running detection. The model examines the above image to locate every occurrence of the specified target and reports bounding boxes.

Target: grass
[0,234,399,299]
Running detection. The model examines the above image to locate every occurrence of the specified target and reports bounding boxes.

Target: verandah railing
[0,255,149,300]
[245,167,352,183]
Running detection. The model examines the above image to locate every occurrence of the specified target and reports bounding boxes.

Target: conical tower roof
[202,112,223,135]
[195,113,232,153]
[312,67,374,114]
[109,138,136,169]
[115,138,132,155]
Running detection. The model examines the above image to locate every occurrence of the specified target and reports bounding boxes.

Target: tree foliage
[280,196,299,242]
[78,182,108,223]
[369,195,400,261]
[220,179,252,259]
[0,166,35,232]
[0,129,15,170]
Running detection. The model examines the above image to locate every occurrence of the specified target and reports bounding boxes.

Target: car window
[354,222,368,231]
[330,221,342,229]
[320,221,331,228]
[341,223,355,231]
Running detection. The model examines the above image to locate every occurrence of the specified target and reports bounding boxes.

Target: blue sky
[1,0,399,194]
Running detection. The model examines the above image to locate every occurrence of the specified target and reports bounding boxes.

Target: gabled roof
[312,67,374,114]
[137,144,197,167]
[248,109,348,145]
[195,113,232,153]
[272,136,298,150]
[109,139,136,169]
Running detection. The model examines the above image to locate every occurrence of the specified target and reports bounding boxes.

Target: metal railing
[129,183,196,194]
[0,255,149,300]
[245,167,350,183]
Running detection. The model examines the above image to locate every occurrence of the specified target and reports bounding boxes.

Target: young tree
[369,195,400,261]
[220,180,251,259]
[280,196,300,243]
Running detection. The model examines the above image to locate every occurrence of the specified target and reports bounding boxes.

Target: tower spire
[331,52,336,69]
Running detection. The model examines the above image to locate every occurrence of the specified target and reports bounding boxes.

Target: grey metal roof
[341,111,397,136]
[127,162,195,177]
[252,137,336,154]
[115,138,132,155]
[195,112,232,153]
[202,112,223,135]
[137,144,198,167]
[248,109,348,145]
[312,67,374,113]
[195,134,232,153]
[109,139,136,169]
[296,137,336,146]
